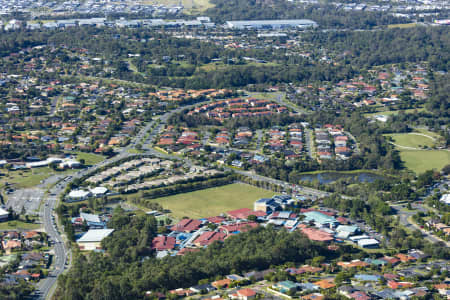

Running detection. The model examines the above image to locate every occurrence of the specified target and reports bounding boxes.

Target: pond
[299,171,385,184]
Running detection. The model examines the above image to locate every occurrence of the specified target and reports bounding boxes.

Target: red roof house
[388,281,414,289]
[227,208,266,220]
[298,225,334,242]
[152,236,176,251]
[170,219,202,232]
[194,231,227,246]
[219,222,258,235]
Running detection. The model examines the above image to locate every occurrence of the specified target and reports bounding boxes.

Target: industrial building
[226,19,317,30]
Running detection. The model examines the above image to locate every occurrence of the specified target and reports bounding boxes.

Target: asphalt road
[391,204,450,246]
[30,98,337,299]
[233,169,330,198]
[33,192,69,299]
[31,103,191,299]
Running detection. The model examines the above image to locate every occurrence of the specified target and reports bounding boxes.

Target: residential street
[30,98,444,299]
[390,204,450,247]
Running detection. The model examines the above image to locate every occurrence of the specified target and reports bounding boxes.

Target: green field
[414,128,442,139]
[143,0,213,12]
[143,183,275,219]
[0,220,41,230]
[399,150,450,174]
[388,23,418,28]
[75,152,106,165]
[365,107,426,117]
[386,133,436,148]
[384,131,449,173]
[0,167,73,190]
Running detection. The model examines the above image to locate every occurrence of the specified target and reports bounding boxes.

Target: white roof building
[59,159,81,169]
[226,19,317,30]
[440,194,450,205]
[80,212,101,224]
[26,157,62,168]
[357,238,380,248]
[77,229,114,251]
[67,190,91,202]
[0,207,9,221]
[349,234,370,242]
[90,187,108,196]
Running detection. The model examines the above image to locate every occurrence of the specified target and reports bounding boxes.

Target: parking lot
[6,188,44,215]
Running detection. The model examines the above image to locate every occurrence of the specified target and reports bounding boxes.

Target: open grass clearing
[388,23,419,28]
[136,183,275,219]
[74,152,106,165]
[0,220,41,230]
[413,128,442,139]
[142,0,213,12]
[385,132,435,149]
[0,167,73,190]
[399,150,450,174]
[364,107,426,117]
[248,92,283,101]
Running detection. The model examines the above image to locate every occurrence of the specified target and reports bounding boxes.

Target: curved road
[33,101,211,299]
[391,204,450,247]
[32,99,335,299]
[34,192,68,299]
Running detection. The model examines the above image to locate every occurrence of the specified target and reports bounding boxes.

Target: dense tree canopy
[56,222,336,300]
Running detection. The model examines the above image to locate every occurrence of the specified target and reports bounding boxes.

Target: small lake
[299,172,384,184]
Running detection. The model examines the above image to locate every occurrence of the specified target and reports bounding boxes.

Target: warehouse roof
[226,19,317,28]
[77,229,114,243]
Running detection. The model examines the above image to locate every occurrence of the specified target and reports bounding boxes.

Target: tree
[247,215,257,222]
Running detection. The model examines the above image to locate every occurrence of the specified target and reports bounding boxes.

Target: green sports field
[144,183,275,219]
[386,132,436,149]
[399,150,450,174]
[385,131,449,173]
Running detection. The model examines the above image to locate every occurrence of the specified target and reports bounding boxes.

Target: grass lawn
[399,150,450,174]
[388,23,418,28]
[182,0,214,12]
[248,92,283,101]
[142,0,213,12]
[385,133,435,148]
[142,183,275,219]
[75,152,106,165]
[364,107,426,117]
[0,220,41,230]
[127,148,144,154]
[414,128,442,139]
[1,168,50,189]
[0,167,75,190]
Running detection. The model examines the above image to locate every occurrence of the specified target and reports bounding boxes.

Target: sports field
[142,0,213,12]
[386,132,435,149]
[399,150,450,174]
[145,183,275,219]
[385,131,449,173]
